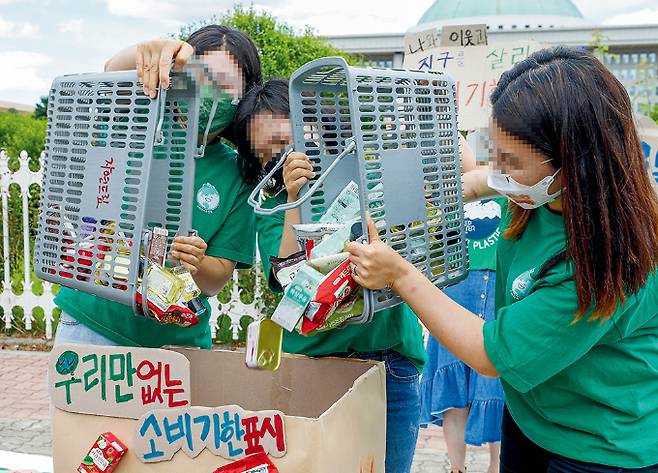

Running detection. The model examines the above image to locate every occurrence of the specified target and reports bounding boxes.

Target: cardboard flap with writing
[49,344,191,419]
[53,349,386,473]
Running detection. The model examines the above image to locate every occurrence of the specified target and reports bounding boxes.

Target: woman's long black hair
[233,79,290,186]
[186,24,263,143]
[491,46,658,320]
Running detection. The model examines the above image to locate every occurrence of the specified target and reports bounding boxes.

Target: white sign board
[404,41,542,130]
[403,27,440,56]
[440,24,488,47]
[50,344,191,419]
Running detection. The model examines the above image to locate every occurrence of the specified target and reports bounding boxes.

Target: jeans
[344,349,421,473]
[500,407,658,473]
[54,313,120,347]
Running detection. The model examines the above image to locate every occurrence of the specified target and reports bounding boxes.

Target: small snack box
[77,432,127,473]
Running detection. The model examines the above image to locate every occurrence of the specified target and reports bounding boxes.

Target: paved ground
[0,350,493,472]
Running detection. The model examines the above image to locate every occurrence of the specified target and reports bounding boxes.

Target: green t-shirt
[483,205,658,468]
[256,191,427,371]
[55,141,256,349]
[464,198,505,270]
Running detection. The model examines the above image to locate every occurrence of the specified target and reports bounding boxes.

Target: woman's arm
[104,39,194,97]
[462,167,498,203]
[277,151,315,257]
[170,235,235,297]
[347,219,498,377]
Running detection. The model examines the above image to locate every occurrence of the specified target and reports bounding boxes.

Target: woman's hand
[283,152,315,202]
[170,235,207,275]
[136,39,194,98]
[347,219,413,290]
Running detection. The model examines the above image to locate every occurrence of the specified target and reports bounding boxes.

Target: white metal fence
[0,150,261,340]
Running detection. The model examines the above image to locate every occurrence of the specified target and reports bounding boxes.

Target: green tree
[0,111,46,160]
[173,5,360,80]
[33,96,48,120]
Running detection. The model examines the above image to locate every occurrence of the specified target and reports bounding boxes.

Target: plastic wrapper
[212,447,279,472]
[270,251,306,289]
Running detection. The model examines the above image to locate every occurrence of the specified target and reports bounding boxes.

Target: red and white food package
[212,447,279,473]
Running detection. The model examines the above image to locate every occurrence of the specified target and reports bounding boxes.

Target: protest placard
[404,41,542,129]
[50,344,191,419]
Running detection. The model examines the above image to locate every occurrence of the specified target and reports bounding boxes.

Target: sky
[1,0,657,106]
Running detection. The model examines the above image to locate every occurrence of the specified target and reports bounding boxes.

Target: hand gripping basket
[34,69,200,315]
[250,57,469,324]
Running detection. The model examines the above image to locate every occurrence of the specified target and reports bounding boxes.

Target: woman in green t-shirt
[54,26,263,349]
[348,47,658,471]
[231,80,480,473]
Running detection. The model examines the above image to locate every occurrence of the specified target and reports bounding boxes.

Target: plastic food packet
[271,265,324,332]
[319,180,361,224]
[172,266,202,302]
[134,264,203,328]
[246,318,283,371]
[135,290,200,328]
[307,252,349,274]
[147,226,169,267]
[270,251,306,289]
[302,258,359,333]
[77,432,127,473]
[213,447,279,472]
[301,289,364,336]
[309,222,354,259]
[292,223,343,259]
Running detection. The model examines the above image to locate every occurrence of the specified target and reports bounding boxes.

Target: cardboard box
[50,344,386,472]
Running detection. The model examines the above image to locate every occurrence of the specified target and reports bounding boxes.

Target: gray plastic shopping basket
[34,69,200,315]
[249,57,469,324]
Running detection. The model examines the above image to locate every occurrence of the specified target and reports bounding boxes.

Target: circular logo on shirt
[196,182,220,213]
[511,268,537,301]
[464,199,502,241]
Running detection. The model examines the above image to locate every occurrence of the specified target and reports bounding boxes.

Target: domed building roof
[409,0,588,32]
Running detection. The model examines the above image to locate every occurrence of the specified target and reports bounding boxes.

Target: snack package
[246,318,283,371]
[301,289,365,336]
[309,222,354,259]
[134,264,203,328]
[77,432,127,473]
[172,265,202,302]
[292,223,343,259]
[270,251,306,289]
[319,180,361,224]
[147,226,169,267]
[307,252,350,274]
[135,290,200,328]
[301,258,358,333]
[271,265,324,332]
[213,447,279,473]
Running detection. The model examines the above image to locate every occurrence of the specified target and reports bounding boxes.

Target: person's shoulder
[204,141,239,164]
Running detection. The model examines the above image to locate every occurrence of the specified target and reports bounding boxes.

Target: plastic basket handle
[248,138,357,215]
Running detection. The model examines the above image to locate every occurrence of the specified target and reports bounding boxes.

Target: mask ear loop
[196,97,219,158]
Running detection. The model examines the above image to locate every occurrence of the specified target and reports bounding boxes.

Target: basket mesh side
[142,75,198,244]
[34,75,156,304]
[290,60,468,316]
[352,72,467,308]
[295,65,358,223]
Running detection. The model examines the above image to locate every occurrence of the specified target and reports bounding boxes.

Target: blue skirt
[420,269,505,445]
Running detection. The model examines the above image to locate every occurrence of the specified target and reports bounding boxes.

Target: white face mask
[487,168,562,210]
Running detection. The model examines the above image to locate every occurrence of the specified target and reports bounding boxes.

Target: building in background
[325,0,658,113]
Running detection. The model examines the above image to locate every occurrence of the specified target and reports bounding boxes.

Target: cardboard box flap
[169,346,379,419]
